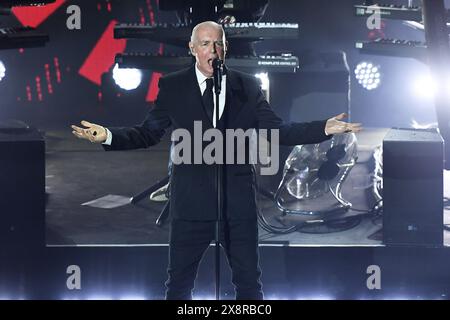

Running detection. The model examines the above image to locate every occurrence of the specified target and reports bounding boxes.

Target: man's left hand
[325,113,362,135]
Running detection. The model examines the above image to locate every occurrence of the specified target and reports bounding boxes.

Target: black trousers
[165,219,263,300]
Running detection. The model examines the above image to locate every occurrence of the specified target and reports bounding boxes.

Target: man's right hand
[71,120,107,143]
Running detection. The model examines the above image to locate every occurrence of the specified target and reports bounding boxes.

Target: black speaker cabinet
[383,128,443,246]
[0,128,45,248]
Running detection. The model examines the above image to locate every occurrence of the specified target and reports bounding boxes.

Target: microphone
[212,58,223,94]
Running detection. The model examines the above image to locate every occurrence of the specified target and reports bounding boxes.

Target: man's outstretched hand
[325,113,362,135]
[71,120,107,143]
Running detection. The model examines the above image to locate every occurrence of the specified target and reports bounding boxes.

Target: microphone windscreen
[212,58,223,69]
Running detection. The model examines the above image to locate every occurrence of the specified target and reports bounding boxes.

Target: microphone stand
[212,59,223,300]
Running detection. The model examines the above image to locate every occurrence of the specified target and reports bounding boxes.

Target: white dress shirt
[195,63,226,128]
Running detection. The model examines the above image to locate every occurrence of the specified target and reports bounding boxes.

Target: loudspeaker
[383,128,443,246]
[0,127,45,248]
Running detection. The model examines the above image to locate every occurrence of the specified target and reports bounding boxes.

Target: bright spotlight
[412,74,436,99]
[354,61,381,90]
[112,63,142,91]
[255,72,270,101]
[0,60,6,82]
[255,72,269,91]
[410,72,450,100]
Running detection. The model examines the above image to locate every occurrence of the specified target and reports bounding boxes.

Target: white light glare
[0,60,6,82]
[112,63,142,90]
[255,72,270,92]
[119,295,147,300]
[296,294,335,300]
[193,295,215,300]
[411,72,450,100]
[86,295,114,300]
[412,74,437,99]
[265,295,290,300]
[410,119,438,130]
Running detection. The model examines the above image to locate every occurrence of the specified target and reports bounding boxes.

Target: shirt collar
[195,63,210,86]
[194,63,226,86]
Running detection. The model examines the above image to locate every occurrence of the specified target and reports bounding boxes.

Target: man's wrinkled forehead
[191,25,225,43]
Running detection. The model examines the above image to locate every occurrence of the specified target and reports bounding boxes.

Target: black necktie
[202,78,214,123]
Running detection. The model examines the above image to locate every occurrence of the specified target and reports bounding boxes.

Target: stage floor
[44,128,450,247]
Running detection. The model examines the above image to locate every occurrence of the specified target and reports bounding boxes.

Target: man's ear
[189,42,195,56]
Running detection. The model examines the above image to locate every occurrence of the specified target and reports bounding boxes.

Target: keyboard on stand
[0,26,49,49]
[115,53,299,73]
[114,22,299,45]
[356,38,427,61]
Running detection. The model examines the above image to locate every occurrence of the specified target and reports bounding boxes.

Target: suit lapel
[225,68,248,128]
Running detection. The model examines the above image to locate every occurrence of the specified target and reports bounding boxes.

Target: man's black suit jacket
[103,65,331,221]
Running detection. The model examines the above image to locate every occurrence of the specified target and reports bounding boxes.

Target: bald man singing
[72,21,361,300]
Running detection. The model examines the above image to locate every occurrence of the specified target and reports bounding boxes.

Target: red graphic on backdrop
[14,0,163,102]
[146,0,155,25]
[78,20,127,86]
[45,64,53,94]
[12,0,66,28]
[147,72,162,102]
[146,43,164,102]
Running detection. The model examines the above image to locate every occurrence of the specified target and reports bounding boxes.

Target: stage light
[354,61,381,90]
[255,72,269,91]
[412,73,437,99]
[255,72,270,101]
[411,72,450,100]
[0,60,6,82]
[112,63,142,91]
